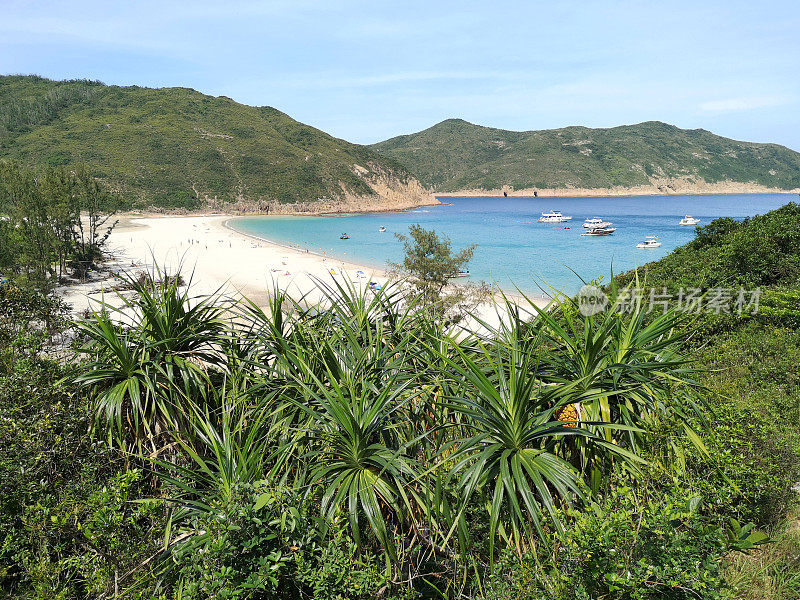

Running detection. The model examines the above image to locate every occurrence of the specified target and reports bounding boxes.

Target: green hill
[0,75,428,210]
[371,118,800,193]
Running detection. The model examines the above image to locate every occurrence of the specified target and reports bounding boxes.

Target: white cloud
[699,95,791,112]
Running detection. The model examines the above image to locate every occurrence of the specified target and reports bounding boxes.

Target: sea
[229,194,793,296]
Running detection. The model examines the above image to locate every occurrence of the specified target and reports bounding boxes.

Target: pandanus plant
[148,381,291,580]
[438,328,641,562]
[74,266,229,453]
[517,281,706,491]
[269,281,427,558]
[74,265,710,578]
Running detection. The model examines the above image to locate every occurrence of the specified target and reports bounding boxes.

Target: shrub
[0,352,162,597]
[169,483,414,600]
[482,486,736,600]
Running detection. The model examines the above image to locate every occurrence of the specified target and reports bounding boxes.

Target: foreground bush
[0,288,162,597]
[3,256,799,598]
[169,482,416,600]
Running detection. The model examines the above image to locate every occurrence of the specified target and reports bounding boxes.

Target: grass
[724,508,800,600]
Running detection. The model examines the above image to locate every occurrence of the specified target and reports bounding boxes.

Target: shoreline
[435,185,800,199]
[222,217,391,279]
[57,213,548,333]
[59,215,393,316]
[221,217,545,307]
[68,185,792,317]
[128,186,799,218]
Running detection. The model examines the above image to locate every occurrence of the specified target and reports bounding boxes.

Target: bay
[229,194,792,296]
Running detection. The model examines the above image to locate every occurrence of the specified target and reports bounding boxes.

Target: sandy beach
[60,214,550,328]
[436,180,800,199]
[61,214,388,311]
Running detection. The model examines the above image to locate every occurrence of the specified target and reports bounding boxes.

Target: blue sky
[2,0,799,149]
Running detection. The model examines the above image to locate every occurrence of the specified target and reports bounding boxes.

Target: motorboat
[538,210,572,223]
[679,215,700,226]
[453,269,471,278]
[340,233,350,239]
[379,226,386,233]
[583,217,613,229]
[636,236,662,249]
[581,227,616,236]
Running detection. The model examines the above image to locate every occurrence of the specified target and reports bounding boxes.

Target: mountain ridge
[3,75,798,209]
[0,75,435,212]
[371,118,800,195]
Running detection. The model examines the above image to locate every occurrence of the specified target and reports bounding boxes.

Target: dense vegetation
[0,75,415,209]
[2,203,800,598]
[371,118,800,192]
[0,161,120,288]
[614,205,800,597]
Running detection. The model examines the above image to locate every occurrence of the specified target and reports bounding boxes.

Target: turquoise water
[230,194,792,296]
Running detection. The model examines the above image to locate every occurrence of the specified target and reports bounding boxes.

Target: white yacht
[679,215,700,226]
[583,217,613,229]
[379,226,386,233]
[581,227,616,236]
[538,210,573,223]
[453,269,471,278]
[636,236,662,249]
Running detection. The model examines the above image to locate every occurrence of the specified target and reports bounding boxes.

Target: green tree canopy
[393,224,483,317]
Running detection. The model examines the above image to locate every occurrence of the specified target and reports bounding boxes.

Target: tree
[0,162,57,287]
[70,165,120,277]
[393,224,487,318]
[0,161,120,287]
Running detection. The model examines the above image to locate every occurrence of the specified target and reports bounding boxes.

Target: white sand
[61,214,551,329]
